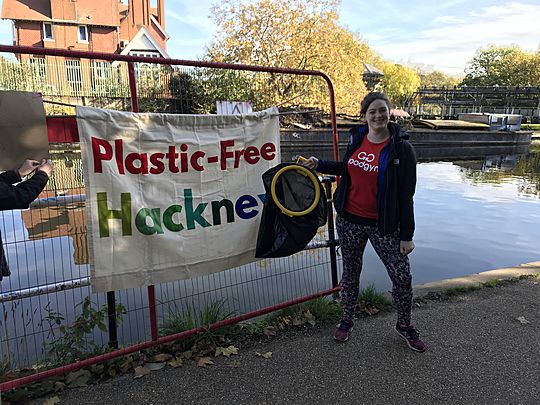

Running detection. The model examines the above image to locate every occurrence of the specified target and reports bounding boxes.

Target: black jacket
[316,122,417,241]
[1,169,49,280]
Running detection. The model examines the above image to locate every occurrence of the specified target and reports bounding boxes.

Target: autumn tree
[380,62,420,106]
[419,70,461,89]
[205,0,380,114]
[461,45,540,86]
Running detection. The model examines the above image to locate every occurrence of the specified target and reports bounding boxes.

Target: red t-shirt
[344,136,389,219]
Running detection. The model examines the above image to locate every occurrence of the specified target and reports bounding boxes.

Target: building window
[42,23,53,40]
[78,26,88,42]
[29,58,46,82]
[91,61,113,95]
[66,60,82,93]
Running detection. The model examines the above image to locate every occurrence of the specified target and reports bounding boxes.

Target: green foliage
[207,0,381,114]
[358,284,393,309]
[159,300,236,350]
[521,124,540,131]
[462,45,540,86]
[380,62,421,106]
[41,298,127,367]
[419,70,461,89]
[1,355,11,376]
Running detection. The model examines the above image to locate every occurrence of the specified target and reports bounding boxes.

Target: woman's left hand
[400,240,415,256]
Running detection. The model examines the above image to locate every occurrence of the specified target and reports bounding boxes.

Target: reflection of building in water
[21,151,89,264]
[482,155,518,171]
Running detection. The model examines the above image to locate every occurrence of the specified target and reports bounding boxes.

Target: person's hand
[36,159,53,178]
[400,240,415,256]
[17,159,41,177]
[301,156,319,170]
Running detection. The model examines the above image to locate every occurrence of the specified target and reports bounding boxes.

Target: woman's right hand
[302,156,319,170]
[36,159,53,177]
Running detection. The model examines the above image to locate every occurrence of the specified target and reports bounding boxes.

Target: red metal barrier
[0,44,341,391]
[0,286,340,391]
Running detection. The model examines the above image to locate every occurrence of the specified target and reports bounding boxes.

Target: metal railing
[0,44,340,391]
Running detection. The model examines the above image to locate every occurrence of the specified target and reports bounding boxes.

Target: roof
[2,0,120,27]
[363,62,384,75]
[119,26,169,59]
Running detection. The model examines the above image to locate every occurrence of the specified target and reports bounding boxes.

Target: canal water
[1,145,539,367]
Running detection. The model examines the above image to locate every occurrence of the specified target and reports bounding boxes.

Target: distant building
[362,63,384,91]
[1,0,169,58]
[1,0,170,99]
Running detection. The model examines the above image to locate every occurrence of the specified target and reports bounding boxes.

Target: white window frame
[42,22,54,41]
[77,25,89,43]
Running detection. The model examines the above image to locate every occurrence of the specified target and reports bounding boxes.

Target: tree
[419,70,461,89]
[380,62,420,106]
[206,0,380,115]
[461,45,539,86]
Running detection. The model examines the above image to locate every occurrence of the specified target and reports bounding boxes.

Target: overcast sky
[1,0,539,75]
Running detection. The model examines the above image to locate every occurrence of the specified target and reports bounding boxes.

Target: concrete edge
[412,261,540,296]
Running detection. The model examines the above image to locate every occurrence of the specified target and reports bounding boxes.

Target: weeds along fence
[0,45,341,390]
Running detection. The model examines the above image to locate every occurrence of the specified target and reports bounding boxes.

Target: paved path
[55,275,540,405]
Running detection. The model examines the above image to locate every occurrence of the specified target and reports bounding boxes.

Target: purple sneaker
[395,323,426,352]
[333,319,353,342]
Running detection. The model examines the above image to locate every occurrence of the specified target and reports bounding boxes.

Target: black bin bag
[255,163,327,258]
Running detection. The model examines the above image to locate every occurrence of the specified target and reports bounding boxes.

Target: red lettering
[261,143,276,160]
[220,140,234,170]
[149,153,165,174]
[234,149,245,168]
[115,139,125,174]
[166,146,179,173]
[191,151,205,171]
[91,137,113,173]
[244,146,260,164]
[125,153,149,174]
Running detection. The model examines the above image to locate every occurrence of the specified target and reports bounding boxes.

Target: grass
[418,274,540,302]
[521,124,540,131]
[358,284,393,310]
[1,356,11,377]
[159,300,236,350]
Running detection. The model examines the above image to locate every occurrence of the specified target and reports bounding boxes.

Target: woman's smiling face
[365,99,390,132]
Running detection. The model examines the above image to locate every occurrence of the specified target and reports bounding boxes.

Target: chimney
[157,0,165,29]
[128,0,144,27]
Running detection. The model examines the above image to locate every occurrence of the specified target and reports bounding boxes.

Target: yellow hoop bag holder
[255,163,327,258]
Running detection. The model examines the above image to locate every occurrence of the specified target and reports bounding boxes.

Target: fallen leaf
[153,353,173,362]
[292,316,306,326]
[181,350,193,359]
[168,357,183,368]
[264,326,277,337]
[65,369,92,388]
[517,316,531,324]
[146,362,166,371]
[197,357,214,368]
[90,364,105,374]
[226,360,241,368]
[255,351,272,359]
[215,345,239,358]
[365,306,379,316]
[43,396,60,405]
[134,366,151,379]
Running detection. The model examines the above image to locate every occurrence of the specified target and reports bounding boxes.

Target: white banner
[76,106,280,292]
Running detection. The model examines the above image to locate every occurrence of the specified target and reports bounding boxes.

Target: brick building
[1,0,168,57]
[1,0,170,98]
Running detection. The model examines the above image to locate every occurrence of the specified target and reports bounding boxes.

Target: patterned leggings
[336,215,413,325]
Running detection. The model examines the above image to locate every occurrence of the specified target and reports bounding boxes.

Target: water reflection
[2,146,540,367]
[458,147,540,197]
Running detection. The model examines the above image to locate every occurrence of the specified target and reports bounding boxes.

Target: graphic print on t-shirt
[344,136,389,219]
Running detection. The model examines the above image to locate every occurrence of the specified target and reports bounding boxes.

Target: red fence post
[127,60,159,341]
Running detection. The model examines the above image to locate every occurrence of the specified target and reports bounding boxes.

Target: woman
[303,92,425,352]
